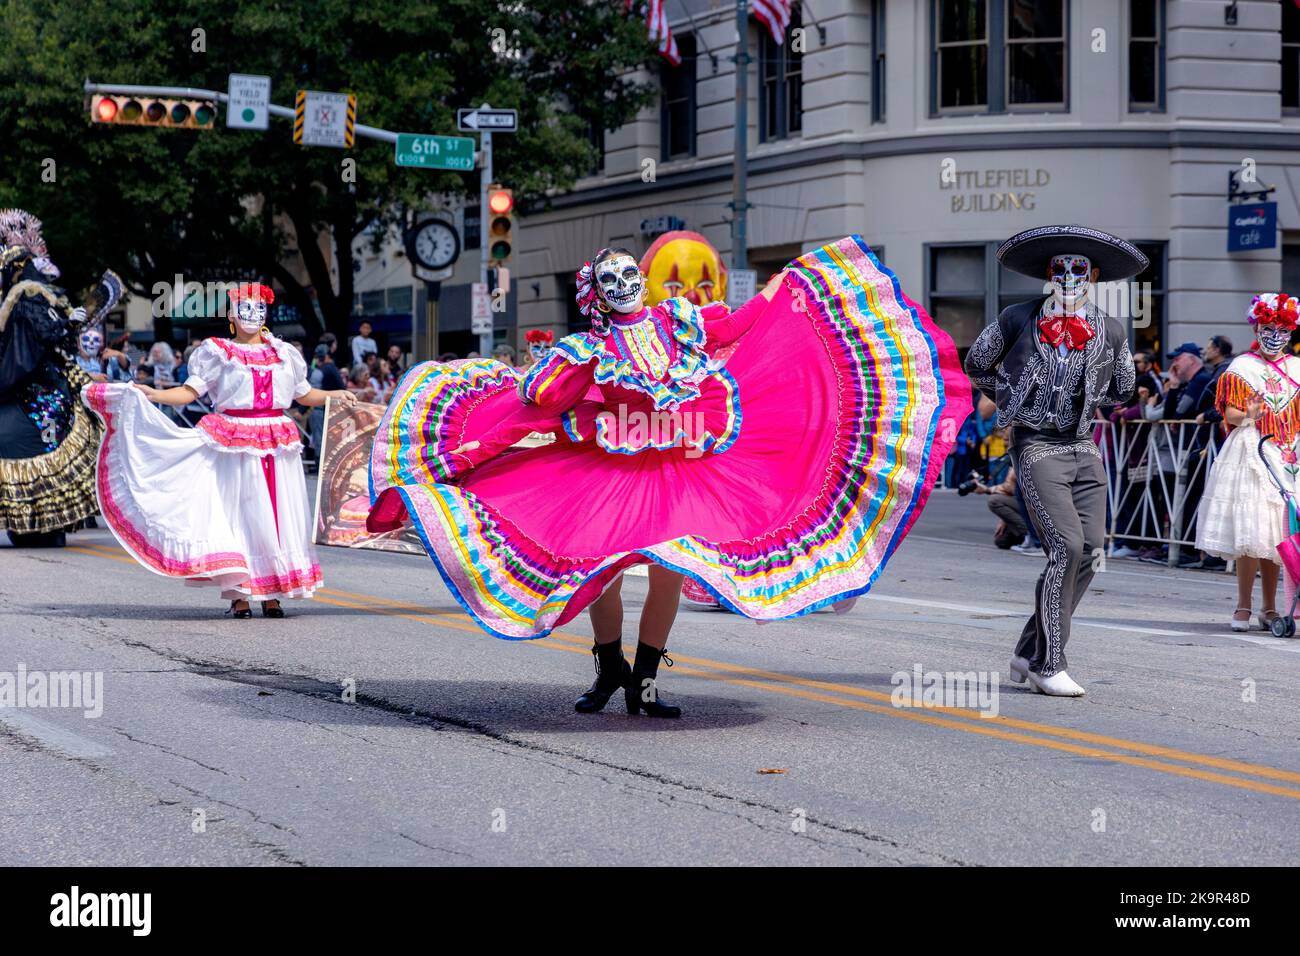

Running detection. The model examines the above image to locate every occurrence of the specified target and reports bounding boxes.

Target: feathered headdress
[0,208,57,277]
[1248,293,1300,331]
[0,208,48,256]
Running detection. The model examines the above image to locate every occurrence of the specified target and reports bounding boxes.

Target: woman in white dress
[81,283,357,617]
[1196,293,1300,631]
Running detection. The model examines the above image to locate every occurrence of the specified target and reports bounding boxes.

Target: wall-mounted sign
[1227,201,1277,253]
[471,282,493,334]
[728,269,756,308]
[640,215,686,237]
[940,168,1050,214]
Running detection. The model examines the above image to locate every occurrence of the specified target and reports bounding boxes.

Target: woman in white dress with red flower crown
[81,283,357,617]
[1197,292,1300,632]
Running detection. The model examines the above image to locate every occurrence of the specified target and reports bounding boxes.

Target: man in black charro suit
[965,225,1145,697]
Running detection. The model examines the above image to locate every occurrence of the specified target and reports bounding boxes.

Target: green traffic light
[170,103,191,124]
[194,103,215,126]
[490,241,511,260]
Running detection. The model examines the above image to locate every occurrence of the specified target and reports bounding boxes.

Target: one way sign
[457,108,518,133]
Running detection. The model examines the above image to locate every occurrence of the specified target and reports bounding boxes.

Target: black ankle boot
[625,643,681,718]
[574,640,630,713]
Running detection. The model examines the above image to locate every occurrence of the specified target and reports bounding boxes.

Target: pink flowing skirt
[369,236,970,639]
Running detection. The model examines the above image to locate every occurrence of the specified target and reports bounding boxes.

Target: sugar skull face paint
[1257,323,1291,356]
[1049,254,1092,307]
[79,328,103,357]
[234,299,267,334]
[595,254,645,314]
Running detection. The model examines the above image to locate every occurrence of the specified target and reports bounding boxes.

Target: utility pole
[731,0,750,272]
[479,104,494,357]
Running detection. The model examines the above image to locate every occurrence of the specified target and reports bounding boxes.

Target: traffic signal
[487,185,514,264]
[89,94,217,130]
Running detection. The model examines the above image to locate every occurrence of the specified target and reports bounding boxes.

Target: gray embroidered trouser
[1011,436,1106,677]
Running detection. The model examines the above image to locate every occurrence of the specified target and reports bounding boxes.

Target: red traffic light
[488,189,514,215]
[89,94,217,129]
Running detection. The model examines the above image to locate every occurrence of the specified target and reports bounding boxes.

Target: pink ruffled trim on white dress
[82,378,321,600]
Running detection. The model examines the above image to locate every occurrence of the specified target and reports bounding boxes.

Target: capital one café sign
[939,167,1051,213]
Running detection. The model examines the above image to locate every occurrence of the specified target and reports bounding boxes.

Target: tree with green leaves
[0,0,656,339]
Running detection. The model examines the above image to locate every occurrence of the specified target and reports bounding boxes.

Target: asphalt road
[2,488,1298,866]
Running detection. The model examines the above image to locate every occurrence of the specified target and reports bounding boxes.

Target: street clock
[405,218,460,271]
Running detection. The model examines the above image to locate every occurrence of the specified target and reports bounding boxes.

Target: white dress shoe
[1027,670,1086,697]
[1009,656,1030,684]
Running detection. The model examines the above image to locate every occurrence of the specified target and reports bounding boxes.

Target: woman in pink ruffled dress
[82,283,356,617]
[368,237,969,716]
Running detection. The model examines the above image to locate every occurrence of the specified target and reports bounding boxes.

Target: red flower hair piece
[1248,293,1299,330]
[227,282,276,308]
[524,329,554,346]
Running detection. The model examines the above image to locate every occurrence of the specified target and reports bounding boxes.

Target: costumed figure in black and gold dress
[0,209,121,547]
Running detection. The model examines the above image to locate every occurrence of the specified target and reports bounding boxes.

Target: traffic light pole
[83,81,400,143]
[731,0,749,273]
[479,123,493,358]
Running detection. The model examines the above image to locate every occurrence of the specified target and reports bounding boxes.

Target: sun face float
[640,230,728,308]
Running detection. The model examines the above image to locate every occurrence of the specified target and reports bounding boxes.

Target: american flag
[752,0,794,45]
[627,0,681,66]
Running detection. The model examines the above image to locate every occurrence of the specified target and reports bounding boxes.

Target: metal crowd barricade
[1096,417,1223,566]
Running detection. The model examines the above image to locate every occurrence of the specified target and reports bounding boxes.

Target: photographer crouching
[965,462,1027,550]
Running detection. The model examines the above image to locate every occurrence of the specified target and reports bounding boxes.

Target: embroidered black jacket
[964,295,1136,439]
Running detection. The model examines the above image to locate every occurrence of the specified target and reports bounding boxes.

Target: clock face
[412,220,459,269]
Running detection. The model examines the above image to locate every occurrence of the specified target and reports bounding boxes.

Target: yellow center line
[57,543,1300,800]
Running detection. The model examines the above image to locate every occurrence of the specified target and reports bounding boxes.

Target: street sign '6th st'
[395,134,476,171]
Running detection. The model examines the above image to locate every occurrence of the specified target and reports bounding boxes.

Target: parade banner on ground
[312,399,424,554]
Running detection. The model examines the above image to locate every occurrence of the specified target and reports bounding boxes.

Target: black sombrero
[996,225,1148,281]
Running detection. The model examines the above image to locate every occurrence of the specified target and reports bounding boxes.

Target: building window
[1005,0,1066,107]
[562,272,586,335]
[1285,0,1300,112]
[1128,0,1164,110]
[1284,237,1300,294]
[935,0,990,111]
[760,9,803,142]
[932,0,1068,115]
[1129,242,1166,359]
[871,0,887,123]
[661,33,697,159]
[387,285,413,314]
[929,244,991,350]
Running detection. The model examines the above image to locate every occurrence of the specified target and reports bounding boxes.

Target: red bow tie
[1038,312,1095,351]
